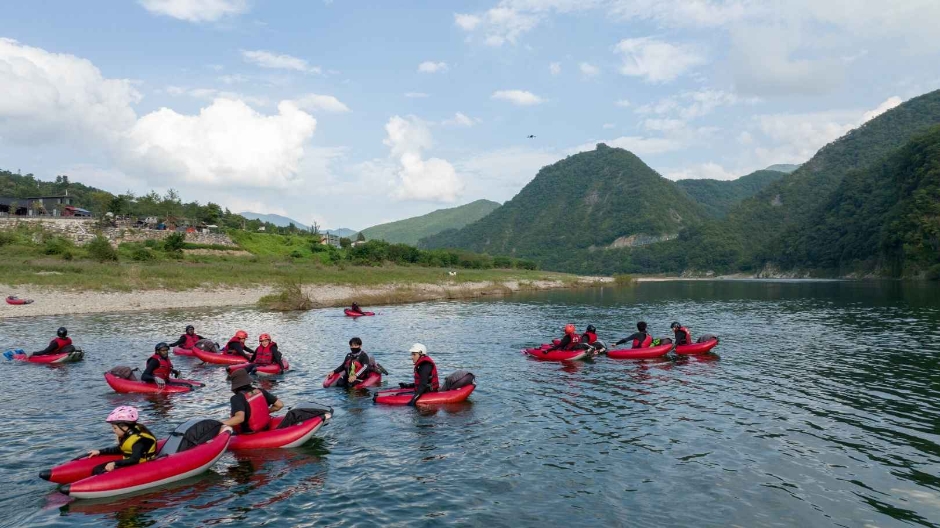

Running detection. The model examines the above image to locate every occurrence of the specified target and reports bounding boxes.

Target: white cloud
[404,92,430,98]
[139,0,248,22]
[492,89,546,106]
[241,50,321,74]
[442,112,477,127]
[164,85,270,107]
[417,61,448,73]
[456,146,559,199]
[294,93,351,113]
[454,13,482,30]
[861,96,902,122]
[642,118,687,132]
[615,99,631,107]
[0,38,140,146]
[637,89,757,121]
[383,116,462,201]
[126,99,318,188]
[580,62,600,77]
[664,162,738,181]
[549,62,561,75]
[608,0,758,28]
[614,37,706,82]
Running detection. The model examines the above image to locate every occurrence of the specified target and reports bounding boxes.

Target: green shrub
[310,241,327,253]
[0,231,17,247]
[290,249,303,259]
[144,239,159,248]
[515,259,538,270]
[43,236,75,255]
[163,232,186,253]
[87,236,118,262]
[613,273,636,286]
[132,247,156,261]
[493,256,513,269]
[62,250,74,261]
[258,279,315,311]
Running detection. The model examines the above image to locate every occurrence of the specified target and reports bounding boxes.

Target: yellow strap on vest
[119,430,157,462]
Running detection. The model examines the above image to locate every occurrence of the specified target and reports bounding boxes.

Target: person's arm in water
[139,357,160,383]
[408,363,435,406]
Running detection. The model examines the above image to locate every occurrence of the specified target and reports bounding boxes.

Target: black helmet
[185,325,195,333]
[155,342,170,352]
[670,322,681,330]
[586,325,596,333]
[57,327,68,338]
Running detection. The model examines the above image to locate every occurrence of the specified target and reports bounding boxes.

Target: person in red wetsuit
[29,327,74,357]
[615,322,653,349]
[140,342,189,387]
[397,343,439,406]
[223,330,252,360]
[222,368,284,433]
[544,324,581,353]
[168,325,204,350]
[242,333,286,375]
[671,322,692,346]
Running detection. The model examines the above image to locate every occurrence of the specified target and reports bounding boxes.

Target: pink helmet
[259,333,271,342]
[106,405,139,423]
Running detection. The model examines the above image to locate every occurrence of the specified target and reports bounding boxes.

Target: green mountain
[420,144,706,270]
[724,90,940,268]
[360,199,500,246]
[676,169,785,218]
[765,164,800,173]
[776,125,940,276]
[324,228,357,238]
[239,212,309,230]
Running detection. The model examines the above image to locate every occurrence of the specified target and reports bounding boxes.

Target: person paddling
[614,322,653,349]
[397,343,439,406]
[27,327,74,358]
[243,333,286,375]
[140,342,188,388]
[223,330,252,360]
[85,406,157,475]
[544,324,581,353]
[328,337,373,388]
[350,302,364,315]
[671,322,692,346]
[222,369,284,434]
[168,325,203,350]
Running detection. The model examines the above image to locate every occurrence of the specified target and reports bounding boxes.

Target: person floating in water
[140,342,189,388]
[223,330,252,360]
[242,333,286,374]
[349,302,364,315]
[329,337,373,388]
[397,343,439,406]
[27,326,74,358]
[614,322,653,349]
[168,325,203,350]
[222,368,284,433]
[85,406,157,475]
[544,324,581,353]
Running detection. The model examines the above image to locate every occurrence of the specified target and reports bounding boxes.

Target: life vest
[242,389,271,433]
[182,333,200,349]
[53,337,72,353]
[413,355,439,392]
[563,334,582,350]
[224,338,243,355]
[675,327,691,346]
[149,354,173,380]
[632,333,653,348]
[582,332,597,344]
[253,342,276,365]
[118,428,157,462]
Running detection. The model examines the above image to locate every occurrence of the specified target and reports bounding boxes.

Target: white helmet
[408,343,427,355]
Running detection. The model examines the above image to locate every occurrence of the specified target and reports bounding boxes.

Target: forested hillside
[676,169,785,218]
[360,199,500,246]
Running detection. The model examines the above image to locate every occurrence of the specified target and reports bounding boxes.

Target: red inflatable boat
[192,347,249,365]
[225,359,290,376]
[12,349,84,364]
[172,346,196,357]
[5,295,34,305]
[40,439,169,484]
[228,403,332,450]
[344,309,375,317]
[104,372,205,394]
[522,347,590,361]
[48,420,230,499]
[675,338,720,355]
[607,342,673,359]
[323,370,382,388]
[373,384,475,405]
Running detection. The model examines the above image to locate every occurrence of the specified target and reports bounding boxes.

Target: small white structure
[448,271,458,277]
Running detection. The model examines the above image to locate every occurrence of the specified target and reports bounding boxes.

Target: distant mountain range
[359,199,501,246]
[765,164,801,173]
[323,228,357,238]
[239,212,309,230]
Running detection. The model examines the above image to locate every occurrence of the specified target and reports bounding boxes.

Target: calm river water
[1,280,939,527]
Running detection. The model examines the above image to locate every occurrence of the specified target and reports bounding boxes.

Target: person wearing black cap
[28,326,75,357]
[168,325,204,350]
[222,369,284,434]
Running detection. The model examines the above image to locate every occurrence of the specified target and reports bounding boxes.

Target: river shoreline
[0,277,614,319]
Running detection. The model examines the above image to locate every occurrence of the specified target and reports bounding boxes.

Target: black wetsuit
[168,333,203,348]
[229,388,279,433]
[333,349,371,387]
[140,357,188,386]
[615,332,650,349]
[225,341,252,360]
[91,429,157,475]
[401,362,436,406]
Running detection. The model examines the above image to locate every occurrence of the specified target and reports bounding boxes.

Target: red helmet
[564,324,576,335]
[259,333,271,342]
[235,330,248,339]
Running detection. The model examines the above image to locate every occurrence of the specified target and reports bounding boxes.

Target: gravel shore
[1,277,613,319]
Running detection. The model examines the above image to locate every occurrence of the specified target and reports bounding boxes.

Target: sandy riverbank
[0,277,613,319]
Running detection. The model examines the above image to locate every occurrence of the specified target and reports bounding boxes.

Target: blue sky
[2,0,939,230]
